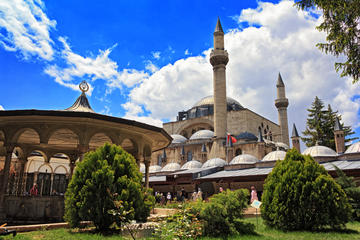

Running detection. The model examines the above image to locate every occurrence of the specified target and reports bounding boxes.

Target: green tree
[295,0,360,82]
[333,165,360,221]
[64,143,154,231]
[302,96,357,149]
[261,149,351,231]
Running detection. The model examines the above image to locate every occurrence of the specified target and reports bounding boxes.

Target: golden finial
[79,80,89,93]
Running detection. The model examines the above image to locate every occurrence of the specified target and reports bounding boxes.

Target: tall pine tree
[302,97,357,150]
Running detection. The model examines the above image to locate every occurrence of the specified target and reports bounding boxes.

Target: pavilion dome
[181,160,203,169]
[162,162,181,172]
[193,95,243,109]
[230,154,259,164]
[149,165,162,173]
[236,132,258,141]
[190,130,214,140]
[139,163,145,173]
[262,150,286,161]
[170,134,187,144]
[345,142,360,154]
[202,158,226,168]
[302,145,337,157]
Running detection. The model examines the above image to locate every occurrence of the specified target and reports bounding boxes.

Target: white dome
[140,163,145,173]
[162,162,181,172]
[275,142,289,150]
[262,150,287,161]
[193,95,243,108]
[181,160,203,169]
[302,145,337,157]
[190,130,214,140]
[202,158,226,168]
[149,165,162,173]
[345,142,360,154]
[230,154,259,164]
[170,134,187,144]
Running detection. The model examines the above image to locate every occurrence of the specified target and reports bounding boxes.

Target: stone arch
[175,119,214,135]
[54,165,68,174]
[13,128,40,144]
[48,128,79,148]
[88,132,113,150]
[26,150,48,172]
[38,163,53,174]
[120,138,138,156]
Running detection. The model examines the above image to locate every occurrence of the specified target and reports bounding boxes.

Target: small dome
[181,160,203,169]
[262,150,286,161]
[162,162,181,172]
[140,163,145,173]
[345,142,360,154]
[230,154,259,164]
[193,95,243,109]
[236,132,258,141]
[275,142,289,150]
[302,145,337,157]
[149,165,162,173]
[170,134,187,144]
[202,158,226,168]
[190,130,214,140]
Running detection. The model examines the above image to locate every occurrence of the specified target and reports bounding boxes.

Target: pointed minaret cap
[276,72,285,87]
[258,129,264,142]
[291,123,299,138]
[214,17,224,33]
[334,117,343,131]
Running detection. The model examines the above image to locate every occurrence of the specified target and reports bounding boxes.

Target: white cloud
[0,105,4,110]
[44,37,148,93]
[152,51,161,60]
[184,49,191,55]
[145,60,159,73]
[123,0,360,137]
[122,102,163,127]
[0,0,56,60]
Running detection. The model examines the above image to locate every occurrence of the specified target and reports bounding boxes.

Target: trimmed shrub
[261,149,351,231]
[190,189,255,237]
[64,143,154,231]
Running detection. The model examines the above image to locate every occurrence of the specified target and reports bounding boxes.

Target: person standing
[250,186,258,203]
[30,183,38,196]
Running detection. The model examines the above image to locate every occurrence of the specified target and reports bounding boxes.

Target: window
[53,174,67,195]
[157,154,162,166]
[37,173,51,196]
[235,148,242,156]
[187,151,192,162]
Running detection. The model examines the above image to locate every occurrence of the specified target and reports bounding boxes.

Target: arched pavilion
[0,81,171,221]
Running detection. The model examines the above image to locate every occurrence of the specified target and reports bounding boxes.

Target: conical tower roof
[65,81,94,113]
[291,123,299,138]
[334,117,342,131]
[277,72,285,87]
[214,17,224,33]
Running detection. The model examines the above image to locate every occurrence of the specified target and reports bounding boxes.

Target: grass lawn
[2,218,360,240]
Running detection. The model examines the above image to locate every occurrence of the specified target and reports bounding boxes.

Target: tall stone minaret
[209,18,229,159]
[275,73,290,146]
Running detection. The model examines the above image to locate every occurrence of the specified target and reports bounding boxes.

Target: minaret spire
[275,72,289,146]
[209,17,229,159]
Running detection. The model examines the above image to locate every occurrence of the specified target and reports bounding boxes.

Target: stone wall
[5,196,64,224]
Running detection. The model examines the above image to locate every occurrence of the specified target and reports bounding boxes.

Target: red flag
[231,136,237,143]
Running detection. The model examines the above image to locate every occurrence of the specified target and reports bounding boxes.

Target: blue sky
[0,0,359,143]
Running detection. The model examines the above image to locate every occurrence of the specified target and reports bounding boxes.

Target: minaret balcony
[210,50,229,66]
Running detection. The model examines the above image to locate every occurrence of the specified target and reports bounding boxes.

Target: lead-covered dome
[230,154,259,164]
[193,95,243,109]
[262,150,286,161]
[345,142,360,154]
[236,132,258,141]
[149,165,162,173]
[170,134,187,144]
[302,145,337,157]
[190,130,214,140]
[181,160,203,169]
[202,158,227,168]
[162,162,181,172]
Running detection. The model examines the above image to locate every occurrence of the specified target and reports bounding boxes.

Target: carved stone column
[144,158,150,189]
[0,144,14,219]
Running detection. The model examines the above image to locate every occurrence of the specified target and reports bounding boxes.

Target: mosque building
[146,18,360,197]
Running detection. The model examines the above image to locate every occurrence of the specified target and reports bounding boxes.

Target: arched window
[187,151,192,162]
[235,148,242,156]
[157,154,162,166]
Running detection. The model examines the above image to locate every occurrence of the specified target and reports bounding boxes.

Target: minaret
[291,123,300,152]
[334,117,345,154]
[275,73,289,146]
[209,18,229,159]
